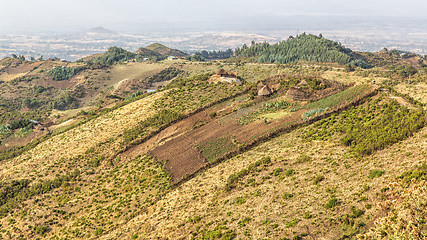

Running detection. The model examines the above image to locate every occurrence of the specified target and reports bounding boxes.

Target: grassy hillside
[0,43,426,239]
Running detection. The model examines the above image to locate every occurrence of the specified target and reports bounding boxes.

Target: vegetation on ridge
[235,33,369,68]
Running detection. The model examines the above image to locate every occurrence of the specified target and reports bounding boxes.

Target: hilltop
[143,43,189,57]
[0,35,426,239]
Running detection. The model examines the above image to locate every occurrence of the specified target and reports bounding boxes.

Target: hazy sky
[0,0,426,32]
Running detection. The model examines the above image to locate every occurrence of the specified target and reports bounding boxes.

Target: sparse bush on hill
[368,170,385,179]
[190,224,237,240]
[226,157,271,190]
[0,169,80,217]
[398,163,427,184]
[325,197,340,209]
[304,98,425,155]
[357,179,426,239]
[147,67,184,84]
[123,109,183,144]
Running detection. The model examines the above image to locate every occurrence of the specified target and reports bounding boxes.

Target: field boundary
[108,88,251,163]
[172,85,378,186]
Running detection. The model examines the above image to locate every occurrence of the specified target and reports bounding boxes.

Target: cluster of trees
[22,98,42,109]
[10,54,26,61]
[387,64,418,78]
[341,102,424,155]
[147,67,184,84]
[48,93,79,110]
[10,54,44,61]
[187,49,234,61]
[86,47,136,68]
[21,93,78,111]
[8,119,34,130]
[86,46,169,68]
[234,33,369,68]
[47,66,84,81]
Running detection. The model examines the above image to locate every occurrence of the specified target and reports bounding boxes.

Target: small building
[215,68,237,78]
[167,56,177,60]
[216,68,227,77]
[258,85,272,96]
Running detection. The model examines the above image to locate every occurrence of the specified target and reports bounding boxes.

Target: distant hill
[144,43,188,57]
[86,27,118,35]
[235,33,369,68]
[134,47,162,57]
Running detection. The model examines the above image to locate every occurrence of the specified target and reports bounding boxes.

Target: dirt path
[389,95,415,109]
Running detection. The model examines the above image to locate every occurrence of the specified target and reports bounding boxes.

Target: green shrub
[285,218,300,228]
[313,175,325,184]
[87,46,136,67]
[95,228,103,235]
[284,169,294,176]
[325,197,340,209]
[368,170,384,179]
[282,192,294,200]
[147,67,184,83]
[35,225,50,235]
[398,163,427,184]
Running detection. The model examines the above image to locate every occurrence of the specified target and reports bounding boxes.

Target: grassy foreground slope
[0,57,425,239]
[101,97,426,239]
[0,92,164,180]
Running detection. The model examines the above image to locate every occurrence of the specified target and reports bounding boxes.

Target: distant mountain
[86,27,118,35]
[186,32,278,50]
[144,43,188,57]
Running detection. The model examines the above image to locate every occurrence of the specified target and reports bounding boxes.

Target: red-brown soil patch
[149,107,305,182]
[121,83,374,184]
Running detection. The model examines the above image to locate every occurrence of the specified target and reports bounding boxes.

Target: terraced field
[120,84,377,183]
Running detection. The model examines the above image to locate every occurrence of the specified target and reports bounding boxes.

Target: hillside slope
[0,48,426,239]
[144,43,189,57]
